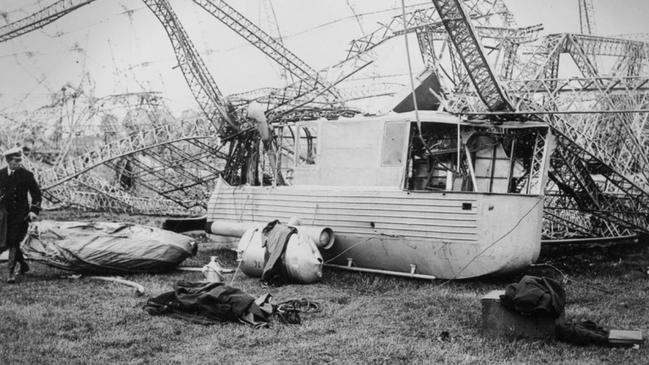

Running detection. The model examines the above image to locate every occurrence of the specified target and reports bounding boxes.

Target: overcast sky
[1,0,649,117]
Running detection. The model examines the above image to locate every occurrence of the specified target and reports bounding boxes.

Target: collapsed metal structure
[1,0,649,240]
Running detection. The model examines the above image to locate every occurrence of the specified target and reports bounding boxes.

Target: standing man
[0,147,41,283]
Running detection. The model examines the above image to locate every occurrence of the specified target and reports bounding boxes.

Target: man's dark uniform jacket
[0,166,42,220]
[0,166,42,253]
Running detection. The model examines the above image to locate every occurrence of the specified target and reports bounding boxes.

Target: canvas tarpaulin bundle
[21,220,196,274]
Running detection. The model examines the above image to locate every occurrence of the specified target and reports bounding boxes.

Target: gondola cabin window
[381,122,407,166]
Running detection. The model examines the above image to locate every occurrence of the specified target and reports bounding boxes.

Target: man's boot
[7,273,16,284]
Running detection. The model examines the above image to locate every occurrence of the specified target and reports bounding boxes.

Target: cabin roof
[330,110,549,129]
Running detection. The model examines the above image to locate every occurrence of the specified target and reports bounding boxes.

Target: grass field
[1,212,648,364]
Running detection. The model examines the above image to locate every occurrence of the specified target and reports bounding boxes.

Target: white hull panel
[207,183,543,279]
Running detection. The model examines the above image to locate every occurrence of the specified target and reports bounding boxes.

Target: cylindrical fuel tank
[283,233,323,284]
[237,228,265,278]
[236,228,323,283]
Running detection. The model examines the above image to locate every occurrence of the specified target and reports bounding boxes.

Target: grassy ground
[1,212,648,364]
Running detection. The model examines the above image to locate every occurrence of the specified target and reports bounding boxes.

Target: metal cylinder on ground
[287,217,335,250]
[236,226,323,283]
[208,220,261,237]
[236,228,265,278]
[283,233,323,284]
[209,219,335,250]
[292,225,334,250]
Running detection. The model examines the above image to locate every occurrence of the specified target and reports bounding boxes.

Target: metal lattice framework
[43,174,201,215]
[142,0,237,137]
[345,4,541,62]
[432,0,513,111]
[547,132,649,234]
[3,0,356,212]
[511,33,649,82]
[190,0,343,106]
[34,118,225,210]
[506,76,649,188]
[37,119,217,188]
[429,0,649,239]
[5,0,649,234]
[578,0,597,36]
[0,0,96,42]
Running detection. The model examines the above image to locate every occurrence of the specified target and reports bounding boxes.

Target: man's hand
[27,212,38,222]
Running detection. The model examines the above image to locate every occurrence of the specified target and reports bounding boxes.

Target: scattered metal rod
[86,276,146,296]
[325,263,437,280]
[457,109,649,115]
[541,234,638,245]
[176,266,235,273]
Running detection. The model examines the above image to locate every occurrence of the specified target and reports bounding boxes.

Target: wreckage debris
[22,220,197,274]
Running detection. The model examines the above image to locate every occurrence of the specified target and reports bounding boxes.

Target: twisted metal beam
[143,0,237,136]
[432,0,513,111]
[0,0,96,43]
[37,119,219,189]
[191,0,343,105]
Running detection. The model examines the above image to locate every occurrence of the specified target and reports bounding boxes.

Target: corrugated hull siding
[207,184,543,278]
[208,186,479,243]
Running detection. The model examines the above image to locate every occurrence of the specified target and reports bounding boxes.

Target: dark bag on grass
[500,275,566,318]
[144,281,271,327]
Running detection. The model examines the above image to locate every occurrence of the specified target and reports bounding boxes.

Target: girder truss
[260,55,374,121]
[578,0,597,36]
[36,119,219,189]
[512,33,649,82]
[432,0,513,111]
[545,131,649,234]
[505,76,649,187]
[346,5,541,62]
[0,0,96,43]
[44,174,199,216]
[429,0,649,239]
[190,0,343,106]
[142,0,236,136]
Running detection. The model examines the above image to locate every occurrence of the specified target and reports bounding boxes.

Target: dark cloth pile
[143,281,319,327]
[500,275,566,319]
[144,281,273,327]
[260,220,296,285]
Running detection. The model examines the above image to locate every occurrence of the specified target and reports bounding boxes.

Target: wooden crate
[481,290,564,340]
